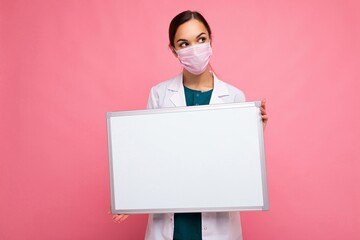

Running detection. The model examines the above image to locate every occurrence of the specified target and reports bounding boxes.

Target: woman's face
[173,19,211,51]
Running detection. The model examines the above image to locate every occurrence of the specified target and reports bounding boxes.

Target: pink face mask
[175,42,213,75]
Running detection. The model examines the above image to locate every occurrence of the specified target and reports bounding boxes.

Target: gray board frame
[107,102,269,214]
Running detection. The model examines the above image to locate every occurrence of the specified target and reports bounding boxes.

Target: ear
[169,43,177,57]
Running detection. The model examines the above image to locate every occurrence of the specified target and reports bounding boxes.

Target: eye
[198,37,206,43]
[179,42,189,48]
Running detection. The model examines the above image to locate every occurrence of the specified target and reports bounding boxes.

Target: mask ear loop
[168,44,178,57]
[207,41,215,75]
[169,44,184,73]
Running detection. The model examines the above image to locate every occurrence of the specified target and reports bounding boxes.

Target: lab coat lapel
[169,74,186,107]
[209,74,229,104]
[168,73,229,106]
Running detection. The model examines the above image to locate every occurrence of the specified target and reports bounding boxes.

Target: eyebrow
[176,32,206,43]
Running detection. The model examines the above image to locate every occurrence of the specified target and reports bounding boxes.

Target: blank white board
[107,102,268,214]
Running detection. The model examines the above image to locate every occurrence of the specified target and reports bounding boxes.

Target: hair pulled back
[169,10,212,48]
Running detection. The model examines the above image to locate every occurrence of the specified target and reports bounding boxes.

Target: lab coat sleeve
[146,87,159,109]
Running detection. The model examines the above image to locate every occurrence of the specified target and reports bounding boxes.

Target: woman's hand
[112,214,129,223]
[260,99,268,129]
[109,210,129,223]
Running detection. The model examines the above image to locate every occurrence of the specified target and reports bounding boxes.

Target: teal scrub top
[184,85,214,106]
[173,85,213,240]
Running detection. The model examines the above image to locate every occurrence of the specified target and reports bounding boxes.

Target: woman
[112,10,268,240]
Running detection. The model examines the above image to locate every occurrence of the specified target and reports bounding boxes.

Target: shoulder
[216,77,246,102]
[150,74,181,94]
[147,74,182,109]
[222,80,245,95]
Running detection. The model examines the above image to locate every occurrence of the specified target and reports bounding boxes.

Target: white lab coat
[145,73,245,240]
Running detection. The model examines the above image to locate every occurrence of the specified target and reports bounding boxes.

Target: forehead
[174,19,209,41]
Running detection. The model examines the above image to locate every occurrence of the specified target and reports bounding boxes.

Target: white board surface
[107,102,268,214]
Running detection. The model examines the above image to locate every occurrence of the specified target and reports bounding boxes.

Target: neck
[183,67,214,91]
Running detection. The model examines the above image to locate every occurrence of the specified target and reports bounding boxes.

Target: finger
[120,215,129,222]
[261,99,266,110]
[262,115,268,126]
[112,214,128,223]
[113,215,122,223]
[112,214,122,221]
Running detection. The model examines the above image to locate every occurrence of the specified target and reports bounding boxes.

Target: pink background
[1,0,359,239]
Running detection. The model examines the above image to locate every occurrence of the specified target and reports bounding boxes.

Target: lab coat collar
[168,72,229,106]
[210,73,229,104]
[168,74,186,107]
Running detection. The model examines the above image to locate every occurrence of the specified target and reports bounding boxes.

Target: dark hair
[169,10,212,48]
